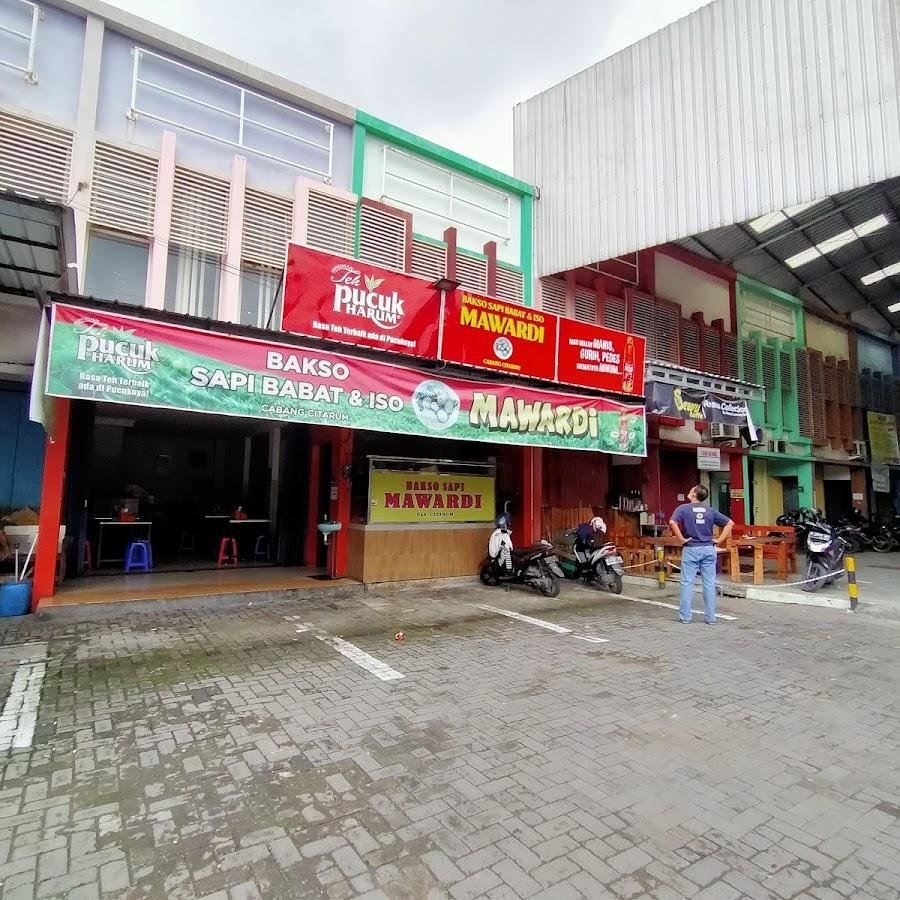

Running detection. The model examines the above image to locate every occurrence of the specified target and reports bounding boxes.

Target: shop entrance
[63,403,326,581]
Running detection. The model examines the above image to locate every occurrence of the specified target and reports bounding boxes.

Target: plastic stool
[253,534,269,561]
[82,540,92,571]
[217,536,238,566]
[124,540,152,573]
[179,530,196,553]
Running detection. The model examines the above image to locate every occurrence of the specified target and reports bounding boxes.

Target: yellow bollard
[846,555,858,611]
[656,545,666,590]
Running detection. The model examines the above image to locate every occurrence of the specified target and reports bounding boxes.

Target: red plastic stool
[83,540,92,571]
[217,537,238,566]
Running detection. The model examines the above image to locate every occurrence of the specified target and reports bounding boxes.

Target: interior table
[96,520,152,566]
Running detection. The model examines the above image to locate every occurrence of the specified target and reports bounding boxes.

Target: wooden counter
[347,522,494,584]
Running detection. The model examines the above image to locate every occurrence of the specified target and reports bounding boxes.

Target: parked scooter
[801,520,847,592]
[479,502,564,597]
[563,519,626,594]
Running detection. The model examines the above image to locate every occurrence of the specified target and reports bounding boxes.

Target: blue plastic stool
[253,534,269,561]
[124,540,153,573]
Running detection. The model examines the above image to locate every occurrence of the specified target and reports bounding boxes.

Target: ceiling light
[861,260,900,286]
[888,301,900,314]
[748,200,825,234]
[784,214,891,269]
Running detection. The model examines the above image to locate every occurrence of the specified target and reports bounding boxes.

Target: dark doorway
[824,480,853,523]
[781,476,800,516]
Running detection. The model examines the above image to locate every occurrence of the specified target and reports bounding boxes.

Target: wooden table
[639,536,729,576]
[728,536,789,584]
[96,520,152,566]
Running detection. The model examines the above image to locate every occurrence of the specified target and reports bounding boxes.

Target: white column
[69,15,105,292]
[218,155,246,323]
[144,131,176,310]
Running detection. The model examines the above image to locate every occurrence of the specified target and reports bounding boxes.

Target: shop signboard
[440,290,557,381]
[697,446,722,471]
[866,412,900,464]
[871,464,890,493]
[556,318,645,396]
[647,383,755,429]
[46,304,647,456]
[369,470,495,523]
[281,244,441,358]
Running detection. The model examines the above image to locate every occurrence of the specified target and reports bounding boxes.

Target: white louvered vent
[305,188,355,258]
[242,188,292,269]
[456,253,487,293]
[358,203,407,272]
[539,278,567,316]
[573,287,597,323]
[170,167,229,255]
[0,111,73,202]
[89,142,158,236]
[410,238,447,282]
[496,265,525,304]
[604,296,627,332]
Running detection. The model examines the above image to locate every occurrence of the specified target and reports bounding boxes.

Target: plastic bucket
[0,581,32,617]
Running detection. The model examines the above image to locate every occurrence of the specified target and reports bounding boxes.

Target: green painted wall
[351,115,535,306]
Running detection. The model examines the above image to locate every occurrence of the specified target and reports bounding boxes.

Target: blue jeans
[679,544,717,623]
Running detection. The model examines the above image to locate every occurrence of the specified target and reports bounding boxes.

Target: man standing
[668,485,734,624]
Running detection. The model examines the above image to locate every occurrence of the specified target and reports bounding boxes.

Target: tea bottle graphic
[622,336,636,393]
[618,412,630,451]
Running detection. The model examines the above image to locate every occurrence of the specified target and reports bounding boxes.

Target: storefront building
[514,0,900,531]
[536,246,763,534]
[0,0,649,605]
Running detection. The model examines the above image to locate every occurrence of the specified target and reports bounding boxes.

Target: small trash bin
[0,581,32,617]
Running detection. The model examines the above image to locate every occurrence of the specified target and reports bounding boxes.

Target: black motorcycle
[563,528,626,594]
[479,504,564,597]
[801,521,847,592]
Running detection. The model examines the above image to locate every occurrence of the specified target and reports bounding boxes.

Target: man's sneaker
[677,617,691,624]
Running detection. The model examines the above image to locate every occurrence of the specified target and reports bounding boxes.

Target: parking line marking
[573,635,609,644]
[624,597,737,621]
[0,655,48,752]
[316,636,404,682]
[476,605,573,634]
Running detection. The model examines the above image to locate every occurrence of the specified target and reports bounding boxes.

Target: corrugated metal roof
[676,177,900,336]
[514,0,900,278]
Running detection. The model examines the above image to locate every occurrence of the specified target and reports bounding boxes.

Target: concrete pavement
[0,580,897,899]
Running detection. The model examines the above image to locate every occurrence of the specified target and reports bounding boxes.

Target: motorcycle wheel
[872,535,894,553]
[479,564,499,586]
[608,573,623,595]
[537,572,559,597]
[801,561,827,592]
[841,535,861,555]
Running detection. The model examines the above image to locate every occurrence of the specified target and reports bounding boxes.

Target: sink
[317,521,342,541]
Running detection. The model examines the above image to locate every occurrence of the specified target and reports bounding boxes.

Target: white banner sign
[697,446,722,471]
[871,464,890,494]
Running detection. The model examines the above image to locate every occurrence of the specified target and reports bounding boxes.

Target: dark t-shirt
[671,503,729,545]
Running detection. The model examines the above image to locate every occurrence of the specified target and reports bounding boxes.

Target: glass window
[84,233,150,305]
[240,267,281,329]
[164,246,220,318]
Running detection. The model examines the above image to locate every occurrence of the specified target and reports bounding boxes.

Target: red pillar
[729,452,746,525]
[521,445,543,545]
[328,427,353,578]
[304,440,321,567]
[32,398,71,609]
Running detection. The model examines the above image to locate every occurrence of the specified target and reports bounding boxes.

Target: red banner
[556,318,645,395]
[440,290,557,381]
[47,303,646,455]
[282,244,440,358]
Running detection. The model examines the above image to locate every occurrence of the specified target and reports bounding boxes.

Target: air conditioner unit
[767,440,787,454]
[851,441,868,460]
[709,423,741,442]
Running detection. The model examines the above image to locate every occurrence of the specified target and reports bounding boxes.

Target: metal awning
[0,190,76,298]
[675,176,900,338]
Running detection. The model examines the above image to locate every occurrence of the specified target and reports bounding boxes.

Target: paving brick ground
[0,580,897,899]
